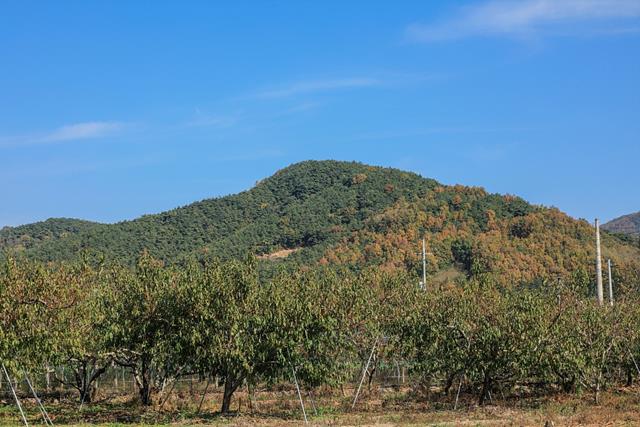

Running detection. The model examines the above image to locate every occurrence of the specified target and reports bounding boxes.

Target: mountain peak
[0,160,436,264]
[1,160,639,289]
[604,212,640,237]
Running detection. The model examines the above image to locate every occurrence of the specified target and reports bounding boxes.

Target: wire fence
[1,361,415,402]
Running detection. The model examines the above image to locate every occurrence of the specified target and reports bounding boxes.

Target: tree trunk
[221,376,240,414]
[74,360,107,404]
[561,377,576,393]
[135,358,153,406]
[366,357,377,393]
[479,373,491,406]
[65,358,107,404]
[443,372,456,396]
[80,381,95,404]
[78,377,100,403]
[139,375,152,406]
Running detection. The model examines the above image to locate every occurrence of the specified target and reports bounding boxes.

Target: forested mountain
[0,161,435,264]
[2,160,639,287]
[604,212,640,237]
[0,218,98,250]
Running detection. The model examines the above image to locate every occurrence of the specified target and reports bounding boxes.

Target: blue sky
[1,0,639,227]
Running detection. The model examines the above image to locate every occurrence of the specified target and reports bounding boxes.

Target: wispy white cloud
[253,77,380,99]
[0,121,125,147]
[40,122,124,142]
[406,0,640,42]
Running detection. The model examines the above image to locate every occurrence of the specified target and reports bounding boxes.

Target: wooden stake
[45,363,51,392]
[352,340,377,409]
[628,349,640,376]
[307,389,318,416]
[2,364,29,426]
[158,378,178,410]
[454,376,463,410]
[197,378,211,414]
[24,372,54,426]
[290,363,308,424]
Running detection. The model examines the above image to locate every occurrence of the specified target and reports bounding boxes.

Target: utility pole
[422,238,427,290]
[607,259,614,306]
[595,219,604,306]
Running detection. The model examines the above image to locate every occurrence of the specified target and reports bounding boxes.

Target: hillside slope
[0,218,99,251]
[0,161,436,264]
[322,186,640,287]
[2,160,639,288]
[604,212,640,237]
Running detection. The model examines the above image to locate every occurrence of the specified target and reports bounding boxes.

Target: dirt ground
[1,385,640,426]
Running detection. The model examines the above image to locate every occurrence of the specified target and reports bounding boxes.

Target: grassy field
[2,384,640,426]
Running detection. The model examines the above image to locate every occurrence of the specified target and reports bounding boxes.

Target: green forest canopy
[1,160,639,288]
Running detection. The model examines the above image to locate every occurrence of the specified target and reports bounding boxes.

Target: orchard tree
[346,269,420,394]
[52,260,112,403]
[464,287,549,405]
[259,268,353,391]
[182,256,262,413]
[397,284,473,397]
[97,253,184,405]
[571,302,628,404]
[0,257,70,372]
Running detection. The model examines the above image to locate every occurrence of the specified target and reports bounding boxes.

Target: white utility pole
[607,259,614,306]
[595,219,604,306]
[422,238,427,290]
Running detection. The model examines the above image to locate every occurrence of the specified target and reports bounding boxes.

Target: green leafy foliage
[1,161,638,293]
[0,161,435,266]
[2,160,640,415]
[2,253,639,411]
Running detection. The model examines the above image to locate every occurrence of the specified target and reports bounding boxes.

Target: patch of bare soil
[257,248,302,260]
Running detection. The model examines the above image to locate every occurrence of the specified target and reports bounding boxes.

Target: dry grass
[1,385,640,426]
[257,248,301,260]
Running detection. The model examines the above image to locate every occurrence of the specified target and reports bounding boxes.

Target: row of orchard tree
[1,253,640,413]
